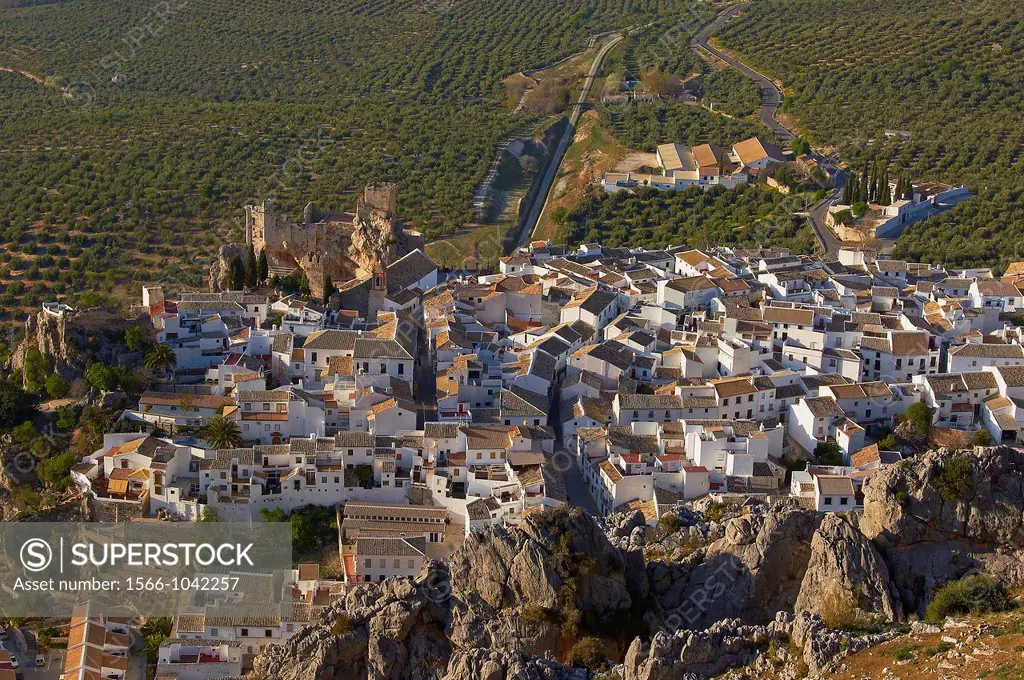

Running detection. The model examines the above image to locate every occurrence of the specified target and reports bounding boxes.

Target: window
[312,352,318,363]
[364,559,372,568]
[824,497,833,505]
[408,559,414,569]
[840,497,849,506]
[393,559,400,568]
[398,364,404,375]
[265,630,273,638]
[241,628,249,637]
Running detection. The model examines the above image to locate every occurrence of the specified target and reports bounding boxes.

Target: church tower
[367,266,387,322]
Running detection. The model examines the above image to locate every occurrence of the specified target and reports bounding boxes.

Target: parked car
[8,654,18,669]
[0,629,7,641]
[37,653,47,666]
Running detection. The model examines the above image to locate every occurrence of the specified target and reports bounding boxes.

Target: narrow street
[414,325,437,429]
[547,385,600,515]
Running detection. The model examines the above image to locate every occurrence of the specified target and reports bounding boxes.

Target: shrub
[935,455,974,502]
[971,429,994,447]
[924,574,1011,622]
[331,614,354,635]
[894,490,910,507]
[565,636,609,672]
[819,584,860,631]
[703,502,730,523]
[45,373,69,399]
[521,604,558,627]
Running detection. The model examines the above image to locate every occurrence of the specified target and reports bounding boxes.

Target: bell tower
[367,265,387,322]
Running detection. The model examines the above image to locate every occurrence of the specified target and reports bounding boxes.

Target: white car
[37,653,47,666]
[8,654,17,669]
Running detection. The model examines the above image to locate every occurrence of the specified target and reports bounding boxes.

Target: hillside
[0,0,706,323]
[715,0,1024,270]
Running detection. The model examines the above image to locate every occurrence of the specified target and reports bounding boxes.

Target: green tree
[203,415,241,449]
[903,402,933,439]
[0,378,37,430]
[87,363,120,392]
[257,249,269,283]
[45,373,69,399]
[245,243,258,288]
[23,348,51,394]
[814,441,845,466]
[12,420,37,445]
[124,326,145,351]
[38,451,78,490]
[322,271,336,304]
[144,344,176,375]
[200,506,218,522]
[230,255,246,290]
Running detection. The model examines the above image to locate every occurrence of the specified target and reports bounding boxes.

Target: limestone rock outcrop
[620,614,792,680]
[795,513,903,622]
[860,446,1024,615]
[650,501,821,630]
[9,305,139,387]
[209,243,249,292]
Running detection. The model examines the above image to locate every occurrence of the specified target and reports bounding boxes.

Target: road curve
[693,4,856,253]
[512,33,625,251]
[693,4,792,141]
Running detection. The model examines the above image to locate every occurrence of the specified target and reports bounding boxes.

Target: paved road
[694,4,858,253]
[512,33,626,251]
[693,4,791,141]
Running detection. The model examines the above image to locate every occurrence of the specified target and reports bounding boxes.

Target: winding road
[692,5,791,141]
[694,4,852,252]
[512,32,625,251]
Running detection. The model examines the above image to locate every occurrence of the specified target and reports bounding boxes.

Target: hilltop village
[15,231,1024,678]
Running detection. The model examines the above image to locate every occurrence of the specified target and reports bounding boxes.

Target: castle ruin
[236,183,422,299]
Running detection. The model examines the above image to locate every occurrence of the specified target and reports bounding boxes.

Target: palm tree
[203,415,241,449]
[144,344,176,374]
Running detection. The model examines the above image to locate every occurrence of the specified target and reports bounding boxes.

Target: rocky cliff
[860,446,1024,617]
[249,447,1024,680]
[209,243,250,292]
[9,306,139,387]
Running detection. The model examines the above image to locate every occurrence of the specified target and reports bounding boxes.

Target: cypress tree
[245,244,257,288]
[230,256,245,290]
[860,161,870,202]
[842,174,853,204]
[257,249,268,283]
[323,271,335,305]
